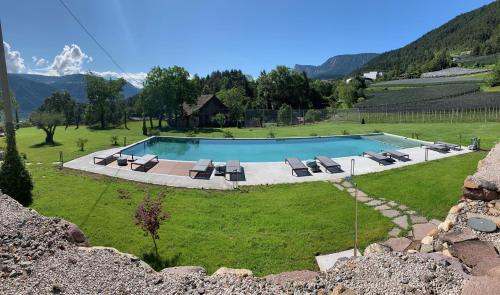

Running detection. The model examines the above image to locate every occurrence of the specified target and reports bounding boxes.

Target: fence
[245,106,500,126]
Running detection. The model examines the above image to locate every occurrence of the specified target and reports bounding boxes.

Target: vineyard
[359,83,481,108]
[371,76,483,87]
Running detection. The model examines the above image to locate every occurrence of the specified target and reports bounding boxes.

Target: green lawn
[3,121,499,164]
[29,165,393,275]
[355,151,486,220]
[1,120,496,275]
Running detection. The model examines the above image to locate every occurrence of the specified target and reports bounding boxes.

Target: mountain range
[294,53,379,80]
[8,73,140,117]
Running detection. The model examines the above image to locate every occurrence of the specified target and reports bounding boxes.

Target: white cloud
[94,71,146,88]
[43,44,92,76]
[3,42,26,73]
[32,56,48,66]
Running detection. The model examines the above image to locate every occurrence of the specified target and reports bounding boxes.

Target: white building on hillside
[362,71,382,80]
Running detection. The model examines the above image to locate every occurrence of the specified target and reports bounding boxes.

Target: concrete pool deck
[64,144,472,190]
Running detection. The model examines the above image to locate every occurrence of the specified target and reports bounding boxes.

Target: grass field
[1,120,497,275]
[355,151,486,220]
[29,166,393,275]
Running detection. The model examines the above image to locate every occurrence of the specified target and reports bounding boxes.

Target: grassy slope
[355,152,486,220]
[30,166,392,275]
[4,121,499,163]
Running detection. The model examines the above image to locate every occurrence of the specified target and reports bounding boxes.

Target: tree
[39,91,76,128]
[76,138,88,151]
[30,111,64,144]
[336,82,358,108]
[211,113,226,128]
[277,103,292,125]
[143,66,197,127]
[216,87,248,126]
[0,31,33,206]
[85,74,126,128]
[488,60,500,87]
[135,194,170,257]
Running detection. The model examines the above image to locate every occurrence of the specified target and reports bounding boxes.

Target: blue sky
[0,0,495,86]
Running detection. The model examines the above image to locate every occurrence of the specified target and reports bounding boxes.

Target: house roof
[183,94,217,115]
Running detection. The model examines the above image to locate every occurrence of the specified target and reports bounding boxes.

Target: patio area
[63,144,472,190]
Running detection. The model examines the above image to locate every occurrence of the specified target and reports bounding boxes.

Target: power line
[57,0,142,86]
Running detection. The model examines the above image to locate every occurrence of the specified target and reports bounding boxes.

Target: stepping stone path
[330,180,428,233]
[412,223,437,240]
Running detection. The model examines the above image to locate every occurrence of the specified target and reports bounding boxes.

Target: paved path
[331,178,437,238]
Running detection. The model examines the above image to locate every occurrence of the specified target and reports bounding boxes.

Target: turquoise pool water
[121,134,421,162]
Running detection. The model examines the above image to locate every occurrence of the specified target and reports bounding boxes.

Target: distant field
[360,83,480,108]
[371,76,483,87]
[455,53,500,66]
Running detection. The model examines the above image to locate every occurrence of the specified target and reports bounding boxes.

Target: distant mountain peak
[294,53,379,80]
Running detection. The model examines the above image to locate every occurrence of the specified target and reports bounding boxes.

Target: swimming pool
[121,133,422,163]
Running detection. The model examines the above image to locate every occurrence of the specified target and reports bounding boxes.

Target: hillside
[294,53,379,80]
[8,73,140,116]
[360,1,500,76]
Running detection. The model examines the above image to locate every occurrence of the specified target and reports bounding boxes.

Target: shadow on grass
[157,126,222,134]
[29,142,63,148]
[143,252,181,271]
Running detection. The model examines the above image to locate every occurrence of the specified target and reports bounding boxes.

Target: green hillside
[360,1,500,77]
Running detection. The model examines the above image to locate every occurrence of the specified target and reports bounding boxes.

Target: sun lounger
[422,143,450,152]
[362,151,392,165]
[225,160,242,180]
[435,141,461,150]
[189,159,213,178]
[130,154,159,171]
[383,150,410,160]
[285,157,309,176]
[315,156,341,173]
[93,150,120,165]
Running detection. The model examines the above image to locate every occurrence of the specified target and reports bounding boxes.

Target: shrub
[185,130,196,137]
[267,130,276,138]
[223,130,234,138]
[342,130,350,135]
[0,124,33,206]
[76,138,88,151]
[211,113,226,128]
[277,104,292,125]
[310,133,318,137]
[135,193,170,257]
[361,118,366,124]
[111,136,119,146]
[304,109,322,123]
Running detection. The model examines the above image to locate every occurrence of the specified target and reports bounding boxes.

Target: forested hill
[359,1,500,77]
[294,53,379,80]
[8,73,140,116]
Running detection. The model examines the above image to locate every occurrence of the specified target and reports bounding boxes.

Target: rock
[365,200,384,207]
[420,244,433,253]
[449,205,460,214]
[388,227,401,238]
[381,209,401,218]
[464,188,499,201]
[427,228,439,237]
[410,215,427,224]
[467,217,497,233]
[412,223,438,240]
[264,270,319,285]
[374,204,391,211]
[464,176,481,189]
[213,267,253,277]
[471,257,500,276]
[384,237,412,252]
[330,284,357,295]
[461,276,500,295]
[440,228,478,244]
[392,215,409,229]
[488,207,500,216]
[449,240,499,267]
[363,243,392,256]
[438,220,453,232]
[466,212,500,227]
[442,249,453,258]
[421,236,433,245]
[65,222,89,246]
[495,200,500,210]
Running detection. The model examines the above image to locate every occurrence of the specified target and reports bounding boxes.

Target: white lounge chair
[130,154,159,171]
